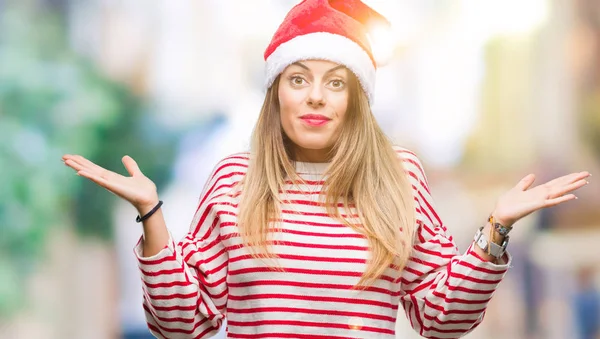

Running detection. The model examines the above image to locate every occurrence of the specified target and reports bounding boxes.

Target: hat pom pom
[330,0,396,67]
[367,23,396,67]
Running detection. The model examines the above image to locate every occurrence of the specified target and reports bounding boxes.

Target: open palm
[493,171,591,227]
[62,154,159,212]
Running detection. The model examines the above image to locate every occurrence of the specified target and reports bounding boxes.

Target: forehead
[284,60,347,74]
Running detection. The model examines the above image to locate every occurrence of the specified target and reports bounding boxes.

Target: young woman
[63,1,591,338]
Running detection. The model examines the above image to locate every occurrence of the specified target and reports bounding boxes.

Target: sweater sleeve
[133,154,247,338]
[397,149,512,339]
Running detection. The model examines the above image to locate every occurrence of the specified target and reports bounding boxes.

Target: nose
[306,84,325,108]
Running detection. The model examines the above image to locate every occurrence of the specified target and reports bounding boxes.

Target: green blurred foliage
[0,3,177,318]
[580,91,600,158]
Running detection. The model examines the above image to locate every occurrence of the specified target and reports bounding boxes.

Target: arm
[62,153,234,338]
[398,151,510,339]
[134,155,246,338]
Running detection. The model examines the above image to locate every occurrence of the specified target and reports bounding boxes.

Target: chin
[293,137,334,151]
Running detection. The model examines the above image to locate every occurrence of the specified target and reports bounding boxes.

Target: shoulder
[392,145,420,163]
[391,145,428,185]
[204,152,250,190]
[199,152,250,203]
[210,152,250,177]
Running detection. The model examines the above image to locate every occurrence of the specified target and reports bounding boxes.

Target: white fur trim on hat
[264,32,376,104]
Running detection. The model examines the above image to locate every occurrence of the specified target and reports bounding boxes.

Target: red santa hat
[264,0,390,104]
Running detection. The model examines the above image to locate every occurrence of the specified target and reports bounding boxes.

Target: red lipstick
[300,114,331,127]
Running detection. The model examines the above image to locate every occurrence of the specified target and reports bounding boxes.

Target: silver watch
[473,226,509,260]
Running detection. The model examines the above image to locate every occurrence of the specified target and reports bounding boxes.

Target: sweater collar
[294,161,330,175]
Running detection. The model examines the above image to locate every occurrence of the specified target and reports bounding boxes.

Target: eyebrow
[292,62,346,75]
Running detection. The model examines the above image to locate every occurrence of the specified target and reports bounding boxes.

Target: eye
[329,79,346,89]
[290,76,307,86]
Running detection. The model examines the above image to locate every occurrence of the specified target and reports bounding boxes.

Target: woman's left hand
[492,171,591,227]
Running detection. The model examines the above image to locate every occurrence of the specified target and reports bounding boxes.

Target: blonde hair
[236,72,416,289]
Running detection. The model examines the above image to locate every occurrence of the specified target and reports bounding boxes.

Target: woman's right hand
[62,154,159,214]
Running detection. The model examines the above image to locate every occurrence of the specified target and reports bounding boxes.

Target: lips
[300,114,331,127]
[300,114,331,120]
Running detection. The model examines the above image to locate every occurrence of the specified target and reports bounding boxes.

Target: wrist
[136,197,160,216]
[483,222,505,244]
[473,224,510,261]
[136,200,163,223]
[490,211,513,228]
[488,212,514,239]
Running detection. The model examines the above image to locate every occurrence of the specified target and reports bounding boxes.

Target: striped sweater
[134,147,511,338]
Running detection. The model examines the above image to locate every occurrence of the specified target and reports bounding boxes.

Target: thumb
[516,173,536,190]
[122,155,142,176]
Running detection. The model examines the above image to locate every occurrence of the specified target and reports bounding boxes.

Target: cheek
[278,86,303,132]
[279,106,294,137]
[279,85,305,109]
[328,90,349,123]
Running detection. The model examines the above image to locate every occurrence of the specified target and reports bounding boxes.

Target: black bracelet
[136,200,163,223]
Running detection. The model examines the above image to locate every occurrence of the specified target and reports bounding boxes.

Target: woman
[62,1,591,338]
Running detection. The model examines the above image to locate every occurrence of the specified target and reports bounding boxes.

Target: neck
[293,146,332,163]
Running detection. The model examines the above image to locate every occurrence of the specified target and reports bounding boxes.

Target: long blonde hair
[236,72,416,289]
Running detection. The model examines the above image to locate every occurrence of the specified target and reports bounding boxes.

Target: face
[278,60,349,163]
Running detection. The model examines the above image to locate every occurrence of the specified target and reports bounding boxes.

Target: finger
[516,174,536,191]
[545,171,590,187]
[63,155,98,174]
[78,170,125,195]
[64,159,84,172]
[78,156,123,181]
[78,170,111,189]
[68,155,110,177]
[122,156,142,177]
[547,178,589,198]
[545,194,577,207]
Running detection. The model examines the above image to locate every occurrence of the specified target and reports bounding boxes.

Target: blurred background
[1,0,599,338]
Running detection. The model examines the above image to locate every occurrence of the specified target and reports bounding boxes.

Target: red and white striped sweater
[134,147,511,338]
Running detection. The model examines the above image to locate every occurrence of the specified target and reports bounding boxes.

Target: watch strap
[473,226,509,259]
[488,214,513,236]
